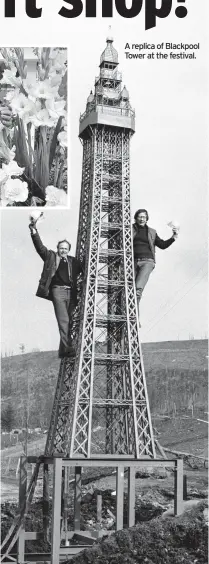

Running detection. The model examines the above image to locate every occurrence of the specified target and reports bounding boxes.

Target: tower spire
[107,24,113,41]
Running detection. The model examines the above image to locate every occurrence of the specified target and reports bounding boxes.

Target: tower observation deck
[79,35,135,136]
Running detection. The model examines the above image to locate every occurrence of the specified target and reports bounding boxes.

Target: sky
[0,1,208,355]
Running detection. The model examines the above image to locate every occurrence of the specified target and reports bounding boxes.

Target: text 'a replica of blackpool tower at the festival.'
[45,33,156,460]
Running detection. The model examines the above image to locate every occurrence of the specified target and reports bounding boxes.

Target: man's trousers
[134,259,155,301]
[51,286,71,357]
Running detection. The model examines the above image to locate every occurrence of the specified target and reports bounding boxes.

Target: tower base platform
[1,455,184,564]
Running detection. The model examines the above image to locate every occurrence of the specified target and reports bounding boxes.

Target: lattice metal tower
[45,35,156,459]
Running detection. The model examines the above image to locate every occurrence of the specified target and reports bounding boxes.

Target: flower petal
[45,185,67,206]
[4,178,28,202]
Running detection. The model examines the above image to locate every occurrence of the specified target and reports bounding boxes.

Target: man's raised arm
[29,225,49,261]
[155,232,177,250]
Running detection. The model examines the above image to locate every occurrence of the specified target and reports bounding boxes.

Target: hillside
[1,340,208,433]
[143,338,208,371]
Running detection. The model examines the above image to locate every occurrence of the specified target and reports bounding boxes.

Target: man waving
[133,208,178,325]
[29,222,82,357]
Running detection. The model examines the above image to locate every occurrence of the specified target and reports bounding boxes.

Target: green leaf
[14,117,30,175]
[49,116,63,170]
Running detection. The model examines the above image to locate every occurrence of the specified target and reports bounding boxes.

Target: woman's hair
[57,239,71,251]
[134,209,149,221]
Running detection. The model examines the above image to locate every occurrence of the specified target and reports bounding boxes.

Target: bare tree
[1,403,15,432]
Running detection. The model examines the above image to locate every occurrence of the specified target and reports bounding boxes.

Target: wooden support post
[174,458,184,516]
[43,463,49,541]
[116,467,124,531]
[97,494,102,524]
[51,458,62,564]
[127,467,135,527]
[63,466,70,546]
[18,456,27,510]
[183,474,187,501]
[18,456,27,563]
[74,466,82,531]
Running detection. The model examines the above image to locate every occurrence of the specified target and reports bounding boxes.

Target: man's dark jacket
[132,224,175,262]
[31,231,82,306]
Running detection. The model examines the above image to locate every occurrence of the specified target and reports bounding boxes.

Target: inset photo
[0,47,68,207]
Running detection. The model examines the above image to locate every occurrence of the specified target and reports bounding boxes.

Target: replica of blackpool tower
[45,34,156,460]
[2,38,186,564]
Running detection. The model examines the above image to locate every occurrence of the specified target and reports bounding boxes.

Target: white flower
[31,108,55,128]
[50,50,67,74]
[1,178,28,206]
[6,89,19,103]
[167,220,180,232]
[0,66,22,88]
[45,98,66,121]
[0,159,24,184]
[9,92,41,124]
[48,72,63,88]
[2,160,25,177]
[29,211,44,224]
[22,79,34,94]
[45,186,67,207]
[62,117,67,129]
[29,79,59,101]
[58,129,67,148]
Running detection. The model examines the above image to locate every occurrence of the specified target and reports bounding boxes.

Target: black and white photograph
[0,5,208,564]
[0,47,68,207]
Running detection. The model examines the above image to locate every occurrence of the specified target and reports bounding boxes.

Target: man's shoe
[59,352,65,358]
[66,346,76,357]
[59,346,76,358]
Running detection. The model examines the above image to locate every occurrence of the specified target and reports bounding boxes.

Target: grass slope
[1,340,208,433]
